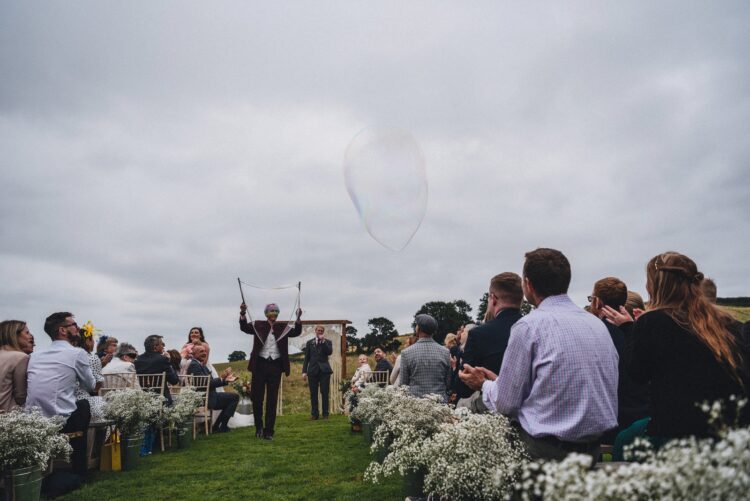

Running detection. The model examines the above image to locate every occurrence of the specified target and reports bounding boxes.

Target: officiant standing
[302,325,333,420]
[239,302,302,440]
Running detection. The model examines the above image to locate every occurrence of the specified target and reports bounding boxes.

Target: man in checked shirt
[400,314,452,402]
[460,248,619,461]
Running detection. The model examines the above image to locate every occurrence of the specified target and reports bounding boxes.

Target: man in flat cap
[239,302,302,440]
[400,314,452,401]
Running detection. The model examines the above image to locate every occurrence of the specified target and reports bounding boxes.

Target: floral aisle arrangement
[163,387,203,427]
[420,413,528,500]
[103,388,164,436]
[349,384,398,427]
[0,408,72,471]
[364,389,454,482]
[514,427,750,500]
[231,371,252,400]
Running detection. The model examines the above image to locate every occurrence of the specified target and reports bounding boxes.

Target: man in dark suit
[239,302,302,440]
[187,344,239,433]
[134,334,180,403]
[302,324,334,420]
[456,272,524,399]
[134,334,179,455]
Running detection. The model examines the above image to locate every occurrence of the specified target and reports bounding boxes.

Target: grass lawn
[57,414,405,501]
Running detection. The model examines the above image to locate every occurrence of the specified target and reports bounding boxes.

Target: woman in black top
[604,252,749,440]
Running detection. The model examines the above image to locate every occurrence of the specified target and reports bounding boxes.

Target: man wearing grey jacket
[400,314,452,401]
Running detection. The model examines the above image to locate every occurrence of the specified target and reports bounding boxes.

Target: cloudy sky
[2,1,749,362]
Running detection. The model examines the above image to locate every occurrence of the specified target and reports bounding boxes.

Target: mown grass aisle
[59,415,406,501]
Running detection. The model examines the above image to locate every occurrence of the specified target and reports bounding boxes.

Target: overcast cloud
[1,1,749,362]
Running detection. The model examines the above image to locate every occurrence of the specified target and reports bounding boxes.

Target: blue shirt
[26,340,95,418]
[482,294,619,441]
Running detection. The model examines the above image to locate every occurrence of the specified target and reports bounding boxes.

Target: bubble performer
[238,280,302,440]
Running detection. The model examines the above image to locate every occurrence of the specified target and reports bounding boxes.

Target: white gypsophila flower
[515,426,750,500]
[103,388,164,436]
[418,413,527,501]
[363,387,455,484]
[0,408,72,470]
[162,387,203,426]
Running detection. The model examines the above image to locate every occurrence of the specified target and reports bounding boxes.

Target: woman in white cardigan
[101,342,140,388]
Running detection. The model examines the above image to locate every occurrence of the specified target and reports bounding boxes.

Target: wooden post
[341,322,347,379]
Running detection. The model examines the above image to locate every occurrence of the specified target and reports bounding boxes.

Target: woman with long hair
[0,320,30,411]
[606,252,749,440]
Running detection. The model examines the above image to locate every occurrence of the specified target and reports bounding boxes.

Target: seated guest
[461,249,619,461]
[167,349,182,375]
[96,335,118,368]
[400,314,452,401]
[589,277,650,432]
[15,324,35,355]
[101,342,140,388]
[186,345,238,433]
[134,335,180,403]
[624,290,646,319]
[390,336,418,386]
[134,334,179,456]
[71,324,106,421]
[603,252,750,440]
[444,333,458,350]
[180,327,210,375]
[26,312,94,473]
[373,346,393,377]
[701,277,718,304]
[456,273,524,399]
[350,354,373,389]
[0,320,30,411]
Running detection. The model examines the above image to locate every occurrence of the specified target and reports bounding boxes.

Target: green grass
[726,306,750,323]
[58,415,405,501]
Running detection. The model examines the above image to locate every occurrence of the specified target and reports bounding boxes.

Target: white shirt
[26,340,96,418]
[258,327,281,360]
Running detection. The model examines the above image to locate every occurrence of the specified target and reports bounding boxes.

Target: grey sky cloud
[2,1,749,362]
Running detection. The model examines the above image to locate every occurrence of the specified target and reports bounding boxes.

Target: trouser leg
[263,360,282,435]
[251,365,267,432]
[62,400,91,473]
[212,392,240,429]
[320,373,331,417]
[308,374,320,417]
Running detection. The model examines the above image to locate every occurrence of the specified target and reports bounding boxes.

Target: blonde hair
[444,333,458,348]
[646,252,744,386]
[0,320,25,351]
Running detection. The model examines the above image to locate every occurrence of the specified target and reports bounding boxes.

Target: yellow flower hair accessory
[80,321,101,340]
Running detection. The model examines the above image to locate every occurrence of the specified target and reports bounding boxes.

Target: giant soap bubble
[344,127,428,251]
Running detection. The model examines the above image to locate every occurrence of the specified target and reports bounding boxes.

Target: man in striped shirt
[460,248,618,460]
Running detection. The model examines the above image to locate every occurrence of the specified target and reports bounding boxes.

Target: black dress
[630,310,750,439]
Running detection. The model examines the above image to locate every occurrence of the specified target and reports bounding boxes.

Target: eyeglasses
[126,353,137,358]
[587,296,597,303]
[63,322,79,328]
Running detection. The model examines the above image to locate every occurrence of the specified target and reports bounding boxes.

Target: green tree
[476,292,489,322]
[345,325,362,353]
[361,317,400,353]
[228,350,247,362]
[413,300,473,345]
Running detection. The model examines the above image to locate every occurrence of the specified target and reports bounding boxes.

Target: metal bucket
[176,425,193,449]
[237,397,252,415]
[404,468,426,498]
[3,465,42,501]
[120,434,143,471]
[362,422,373,443]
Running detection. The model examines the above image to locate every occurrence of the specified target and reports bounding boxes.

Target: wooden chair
[99,372,138,396]
[365,370,390,386]
[137,372,166,452]
[183,374,211,439]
